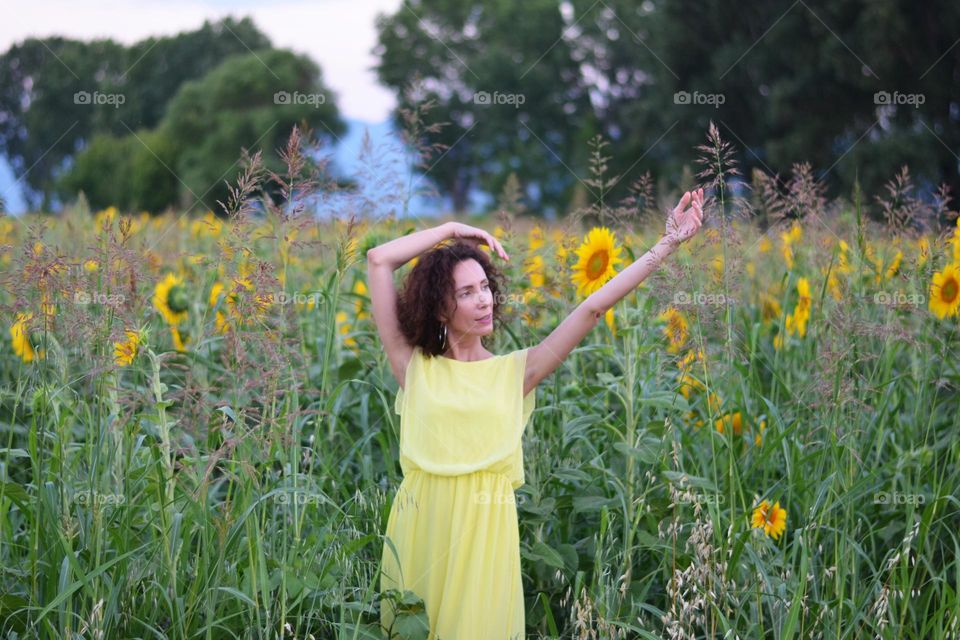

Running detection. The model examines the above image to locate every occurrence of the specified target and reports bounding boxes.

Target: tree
[58,129,179,212]
[374,0,960,213]
[567,0,960,206]
[60,48,345,214]
[157,48,345,213]
[0,17,272,210]
[374,0,594,213]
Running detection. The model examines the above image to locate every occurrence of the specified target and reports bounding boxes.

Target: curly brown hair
[396,240,507,358]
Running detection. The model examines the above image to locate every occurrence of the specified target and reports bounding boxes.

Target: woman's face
[441,259,494,337]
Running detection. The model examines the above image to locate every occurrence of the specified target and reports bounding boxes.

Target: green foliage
[157,48,345,213]
[0,17,271,209]
[374,0,594,212]
[58,129,178,212]
[374,0,960,214]
[58,48,345,214]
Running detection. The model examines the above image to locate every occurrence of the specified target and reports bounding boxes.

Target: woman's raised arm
[367,222,454,388]
[367,221,510,388]
[522,189,704,396]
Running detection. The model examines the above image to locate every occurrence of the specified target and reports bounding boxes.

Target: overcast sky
[0,0,401,122]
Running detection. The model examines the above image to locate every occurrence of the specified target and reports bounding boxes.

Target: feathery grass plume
[395,77,450,219]
[874,166,929,235]
[571,134,639,232]
[497,171,527,218]
[783,161,826,222]
[750,167,785,231]
[622,170,658,225]
[695,121,739,216]
[658,473,738,638]
[695,121,740,361]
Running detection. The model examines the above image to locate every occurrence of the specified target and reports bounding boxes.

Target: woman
[368,189,704,639]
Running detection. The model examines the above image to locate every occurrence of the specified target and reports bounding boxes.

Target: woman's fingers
[484,233,509,261]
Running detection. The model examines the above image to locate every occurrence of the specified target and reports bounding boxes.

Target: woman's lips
[477,313,492,324]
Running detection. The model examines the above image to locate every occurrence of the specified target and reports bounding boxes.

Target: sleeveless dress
[380,345,536,639]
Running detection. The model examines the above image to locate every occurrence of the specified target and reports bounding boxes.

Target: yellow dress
[380,345,536,639]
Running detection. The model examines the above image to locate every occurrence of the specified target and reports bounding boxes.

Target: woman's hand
[664,188,704,245]
[446,222,510,261]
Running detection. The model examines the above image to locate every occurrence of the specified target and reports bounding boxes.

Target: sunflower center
[168,284,190,313]
[587,250,608,279]
[942,277,959,304]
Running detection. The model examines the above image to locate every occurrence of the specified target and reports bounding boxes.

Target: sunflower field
[2,127,960,640]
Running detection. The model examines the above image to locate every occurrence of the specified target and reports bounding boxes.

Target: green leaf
[216,405,237,423]
[524,541,566,571]
[572,495,617,513]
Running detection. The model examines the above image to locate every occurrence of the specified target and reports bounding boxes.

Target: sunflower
[171,326,190,352]
[676,349,706,398]
[190,211,223,239]
[353,280,370,321]
[759,292,782,323]
[929,262,960,319]
[710,254,724,283]
[714,411,743,435]
[221,278,272,323]
[796,277,811,310]
[336,311,358,349]
[113,330,140,366]
[10,312,42,363]
[209,282,230,334]
[707,391,723,414]
[785,277,812,338]
[751,499,787,541]
[604,307,615,336]
[552,229,573,263]
[916,237,930,268]
[571,227,624,297]
[658,307,689,353]
[754,419,767,446]
[825,270,842,301]
[874,249,903,284]
[950,228,960,264]
[153,273,190,325]
[779,222,803,269]
[837,240,852,274]
[525,254,545,289]
[529,225,545,252]
[520,293,544,328]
